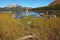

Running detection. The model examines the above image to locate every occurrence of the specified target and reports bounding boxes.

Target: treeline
[30,4,60,16]
[31,4,60,11]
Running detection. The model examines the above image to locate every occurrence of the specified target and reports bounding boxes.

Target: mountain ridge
[49,0,60,6]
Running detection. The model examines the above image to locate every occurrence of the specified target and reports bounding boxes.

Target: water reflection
[17,11,40,18]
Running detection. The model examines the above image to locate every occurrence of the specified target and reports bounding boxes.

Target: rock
[49,0,60,6]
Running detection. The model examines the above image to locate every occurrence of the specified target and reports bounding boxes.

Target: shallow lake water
[17,11,40,18]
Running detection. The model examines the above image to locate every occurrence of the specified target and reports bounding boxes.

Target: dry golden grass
[0,14,60,40]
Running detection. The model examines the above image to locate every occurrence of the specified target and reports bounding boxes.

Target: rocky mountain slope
[49,0,60,6]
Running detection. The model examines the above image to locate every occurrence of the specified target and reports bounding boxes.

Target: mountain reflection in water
[17,11,40,18]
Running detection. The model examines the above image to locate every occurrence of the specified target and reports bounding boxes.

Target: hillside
[31,4,60,11]
[31,0,60,15]
[49,0,60,6]
[31,3,60,17]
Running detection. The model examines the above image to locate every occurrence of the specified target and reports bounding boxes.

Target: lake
[17,11,40,18]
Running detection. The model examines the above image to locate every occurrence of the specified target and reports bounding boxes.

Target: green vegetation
[0,14,60,40]
[31,4,60,16]
[31,4,60,11]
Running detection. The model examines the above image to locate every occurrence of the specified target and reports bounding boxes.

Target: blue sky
[0,0,54,8]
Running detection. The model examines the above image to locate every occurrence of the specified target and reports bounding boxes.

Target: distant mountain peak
[8,4,18,8]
